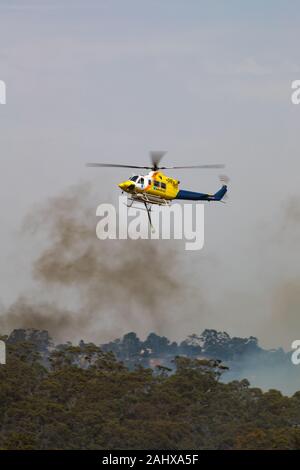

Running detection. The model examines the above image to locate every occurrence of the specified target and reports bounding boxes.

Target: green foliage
[0,343,299,449]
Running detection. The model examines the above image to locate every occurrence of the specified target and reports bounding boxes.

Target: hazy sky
[1,0,300,348]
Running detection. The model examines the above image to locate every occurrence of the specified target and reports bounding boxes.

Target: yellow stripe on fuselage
[144,171,179,200]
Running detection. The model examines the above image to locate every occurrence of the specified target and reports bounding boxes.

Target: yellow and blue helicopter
[87,151,227,228]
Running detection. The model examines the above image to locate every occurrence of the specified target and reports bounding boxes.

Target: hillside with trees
[0,333,300,450]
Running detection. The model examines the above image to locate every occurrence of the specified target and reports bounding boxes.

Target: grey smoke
[0,182,200,342]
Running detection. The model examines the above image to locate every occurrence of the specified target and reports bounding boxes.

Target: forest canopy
[0,339,300,450]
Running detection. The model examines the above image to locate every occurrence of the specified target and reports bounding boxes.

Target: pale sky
[1,0,300,348]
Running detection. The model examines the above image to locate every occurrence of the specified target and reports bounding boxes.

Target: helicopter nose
[118,181,131,191]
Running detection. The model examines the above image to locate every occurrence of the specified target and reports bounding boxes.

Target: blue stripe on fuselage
[176,190,210,201]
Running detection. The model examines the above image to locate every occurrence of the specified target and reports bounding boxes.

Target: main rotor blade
[86,163,152,169]
[159,164,225,169]
[86,162,225,170]
[150,151,167,170]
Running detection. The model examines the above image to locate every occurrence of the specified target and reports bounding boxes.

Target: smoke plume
[0,182,192,342]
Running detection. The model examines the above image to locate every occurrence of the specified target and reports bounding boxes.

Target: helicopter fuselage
[118,171,179,200]
[118,170,227,203]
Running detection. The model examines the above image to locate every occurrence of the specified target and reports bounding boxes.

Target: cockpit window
[135,177,145,185]
[130,176,138,182]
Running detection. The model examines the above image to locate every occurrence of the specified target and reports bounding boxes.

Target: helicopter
[87,151,227,229]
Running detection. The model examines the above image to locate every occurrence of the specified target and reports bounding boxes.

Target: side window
[161,182,166,189]
[140,178,144,185]
[154,180,160,188]
[148,179,151,185]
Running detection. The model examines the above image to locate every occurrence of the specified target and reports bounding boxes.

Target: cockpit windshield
[129,175,138,182]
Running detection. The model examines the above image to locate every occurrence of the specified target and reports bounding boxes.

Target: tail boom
[175,185,227,202]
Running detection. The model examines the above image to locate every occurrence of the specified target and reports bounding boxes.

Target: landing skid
[125,193,170,232]
[127,192,170,206]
